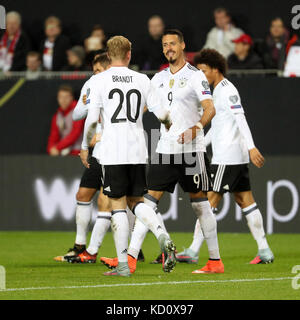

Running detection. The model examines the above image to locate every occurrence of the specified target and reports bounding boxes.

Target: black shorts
[79,156,102,190]
[102,164,147,198]
[147,152,212,194]
[211,164,251,194]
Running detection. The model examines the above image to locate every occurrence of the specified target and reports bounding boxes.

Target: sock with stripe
[191,198,220,260]
[128,217,148,259]
[87,211,111,255]
[133,202,167,240]
[126,207,136,238]
[111,210,129,264]
[156,212,169,237]
[75,201,92,245]
[242,203,269,250]
[144,194,169,236]
[189,218,205,255]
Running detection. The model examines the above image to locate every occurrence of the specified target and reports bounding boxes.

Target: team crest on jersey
[229,95,238,103]
[202,80,210,90]
[179,78,187,88]
[169,79,175,88]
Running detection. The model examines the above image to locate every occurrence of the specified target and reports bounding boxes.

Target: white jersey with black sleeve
[210,78,252,165]
[85,66,151,165]
[150,63,213,154]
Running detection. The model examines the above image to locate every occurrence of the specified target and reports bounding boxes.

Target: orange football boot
[192,259,224,274]
[100,255,137,273]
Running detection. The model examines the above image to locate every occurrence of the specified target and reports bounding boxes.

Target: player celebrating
[81,35,176,277]
[54,54,112,262]
[101,30,224,274]
[176,49,274,267]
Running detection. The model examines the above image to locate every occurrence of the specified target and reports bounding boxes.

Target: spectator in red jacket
[47,85,84,156]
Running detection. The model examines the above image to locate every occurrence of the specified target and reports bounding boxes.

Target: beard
[166,50,176,64]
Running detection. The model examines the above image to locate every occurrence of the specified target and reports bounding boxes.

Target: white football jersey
[211,78,249,165]
[150,63,212,154]
[87,66,150,165]
[73,77,92,121]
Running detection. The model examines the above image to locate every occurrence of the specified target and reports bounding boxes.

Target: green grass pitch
[0,231,299,300]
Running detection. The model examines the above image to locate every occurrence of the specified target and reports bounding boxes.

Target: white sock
[144,194,169,237]
[189,219,204,255]
[133,202,166,240]
[111,210,129,263]
[87,211,111,255]
[128,217,149,259]
[156,212,169,237]
[75,201,92,245]
[191,198,220,260]
[243,203,269,250]
[126,207,136,238]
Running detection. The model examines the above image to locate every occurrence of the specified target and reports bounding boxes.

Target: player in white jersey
[81,36,176,276]
[54,53,114,263]
[176,49,274,267]
[101,30,224,274]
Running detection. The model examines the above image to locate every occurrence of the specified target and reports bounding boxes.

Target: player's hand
[79,149,90,168]
[82,94,87,105]
[178,126,198,144]
[249,148,265,168]
[49,147,60,156]
[160,113,172,131]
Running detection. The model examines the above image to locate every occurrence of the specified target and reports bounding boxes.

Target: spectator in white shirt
[203,7,243,59]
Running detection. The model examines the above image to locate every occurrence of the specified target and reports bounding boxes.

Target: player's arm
[80,107,100,168]
[90,122,102,147]
[146,80,172,130]
[178,99,215,144]
[178,71,215,144]
[235,113,264,168]
[72,82,89,121]
[228,92,264,168]
[80,77,102,168]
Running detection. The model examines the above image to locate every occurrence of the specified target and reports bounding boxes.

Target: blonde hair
[6,11,22,25]
[107,36,131,61]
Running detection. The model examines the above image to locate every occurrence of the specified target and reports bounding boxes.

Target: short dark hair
[194,49,227,76]
[92,24,104,33]
[162,29,184,42]
[58,84,74,96]
[270,17,284,26]
[27,51,41,61]
[93,52,110,68]
[213,7,230,17]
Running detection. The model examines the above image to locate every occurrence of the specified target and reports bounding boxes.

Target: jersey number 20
[109,88,141,123]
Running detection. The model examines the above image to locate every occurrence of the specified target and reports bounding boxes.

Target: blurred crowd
[0,8,300,78]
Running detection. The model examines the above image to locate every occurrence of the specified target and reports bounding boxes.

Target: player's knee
[76,189,92,202]
[234,193,250,209]
[97,194,111,212]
